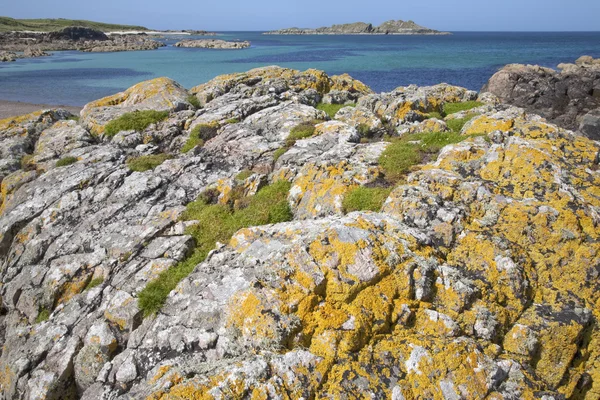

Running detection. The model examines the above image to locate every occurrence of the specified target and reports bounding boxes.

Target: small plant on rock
[127,153,172,172]
[342,186,392,213]
[104,110,170,138]
[56,156,78,167]
[316,102,355,119]
[187,95,202,109]
[182,124,219,153]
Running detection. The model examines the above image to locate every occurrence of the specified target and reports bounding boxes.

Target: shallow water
[1,31,599,106]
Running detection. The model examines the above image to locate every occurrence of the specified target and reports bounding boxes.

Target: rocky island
[174,39,251,49]
[1,58,600,399]
[265,19,450,35]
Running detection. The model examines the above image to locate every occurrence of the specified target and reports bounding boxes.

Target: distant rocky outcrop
[46,26,109,41]
[265,19,450,35]
[0,26,164,55]
[174,39,251,49]
[0,47,48,62]
[482,55,600,134]
[3,64,600,400]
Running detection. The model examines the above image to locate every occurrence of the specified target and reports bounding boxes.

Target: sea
[1,31,599,106]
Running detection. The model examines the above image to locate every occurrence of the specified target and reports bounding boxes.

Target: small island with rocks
[174,39,251,49]
[264,19,450,35]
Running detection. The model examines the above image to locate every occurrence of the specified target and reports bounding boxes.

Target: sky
[3,0,600,32]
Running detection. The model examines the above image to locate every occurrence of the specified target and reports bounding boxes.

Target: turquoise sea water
[1,31,599,106]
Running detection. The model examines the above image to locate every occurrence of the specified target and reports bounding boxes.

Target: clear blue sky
[4,0,599,31]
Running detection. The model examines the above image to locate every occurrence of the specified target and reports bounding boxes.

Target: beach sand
[0,100,82,120]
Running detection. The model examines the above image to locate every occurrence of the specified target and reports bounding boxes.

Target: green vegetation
[85,277,104,291]
[104,110,169,138]
[342,186,392,213]
[235,169,253,181]
[286,122,317,146]
[67,115,80,122]
[443,101,483,115]
[0,16,148,32]
[425,111,443,120]
[138,180,293,316]
[55,156,78,167]
[379,131,482,182]
[187,95,202,109]
[182,124,219,153]
[316,102,355,119]
[127,154,172,172]
[446,113,478,133]
[35,307,50,324]
[273,147,288,162]
[225,118,240,124]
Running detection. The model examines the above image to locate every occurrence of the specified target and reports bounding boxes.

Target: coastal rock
[80,77,192,135]
[481,56,600,131]
[174,39,251,49]
[579,108,600,140]
[0,51,17,62]
[80,35,165,52]
[46,26,109,42]
[23,47,49,58]
[2,67,600,400]
[358,83,478,126]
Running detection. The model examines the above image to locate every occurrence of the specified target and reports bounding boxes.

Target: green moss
[273,147,288,162]
[104,110,169,138]
[138,180,293,317]
[443,101,483,115]
[55,156,78,167]
[446,113,479,133]
[235,169,253,181]
[182,124,219,153]
[127,153,172,172]
[316,102,354,119]
[342,186,392,213]
[426,111,444,120]
[35,307,50,324]
[67,115,80,122]
[286,121,322,147]
[187,95,202,109]
[379,131,478,182]
[85,277,104,291]
[225,118,240,124]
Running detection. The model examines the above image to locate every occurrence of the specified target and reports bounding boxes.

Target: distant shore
[0,99,82,119]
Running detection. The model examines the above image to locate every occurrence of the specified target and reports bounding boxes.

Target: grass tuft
[273,147,288,162]
[235,169,253,181]
[182,124,219,153]
[225,118,240,124]
[379,131,482,183]
[55,156,78,167]
[446,113,479,133]
[343,186,392,213]
[443,101,483,116]
[138,180,293,317]
[85,277,104,291]
[187,95,202,109]
[127,154,172,172]
[104,110,169,138]
[316,102,355,119]
[36,307,50,324]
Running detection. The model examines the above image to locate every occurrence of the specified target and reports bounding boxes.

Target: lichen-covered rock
[334,105,384,135]
[358,83,478,126]
[80,77,192,135]
[3,67,600,400]
[399,117,449,135]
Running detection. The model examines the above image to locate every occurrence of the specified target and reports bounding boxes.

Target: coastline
[0,99,82,119]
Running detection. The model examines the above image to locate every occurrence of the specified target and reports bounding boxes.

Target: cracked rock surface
[1,64,600,399]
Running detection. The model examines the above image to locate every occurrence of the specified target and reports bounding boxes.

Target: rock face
[0,27,164,54]
[2,65,600,400]
[482,55,600,132]
[265,19,450,35]
[174,39,251,49]
[46,26,109,42]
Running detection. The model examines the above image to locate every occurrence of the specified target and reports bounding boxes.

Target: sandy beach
[0,99,82,120]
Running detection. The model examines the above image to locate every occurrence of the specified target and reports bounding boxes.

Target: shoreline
[0,99,82,120]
